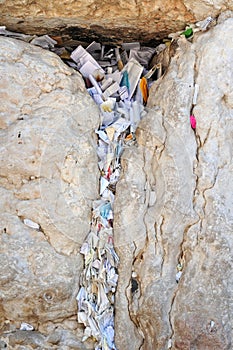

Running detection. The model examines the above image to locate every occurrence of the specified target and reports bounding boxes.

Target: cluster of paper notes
[69,41,158,106]
[73,41,153,350]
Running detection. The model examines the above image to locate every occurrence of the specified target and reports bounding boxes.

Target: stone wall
[1,0,233,44]
[0,12,233,350]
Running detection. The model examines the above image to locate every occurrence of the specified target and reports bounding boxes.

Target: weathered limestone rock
[1,1,233,44]
[114,16,233,350]
[0,37,99,347]
[1,14,233,350]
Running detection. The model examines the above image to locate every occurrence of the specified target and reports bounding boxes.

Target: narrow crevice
[125,240,137,317]
[199,167,219,236]
[18,215,74,257]
[167,283,179,345]
[158,215,166,277]
[125,241,145,349]
[139,336,145,350]
[201,124,212,148]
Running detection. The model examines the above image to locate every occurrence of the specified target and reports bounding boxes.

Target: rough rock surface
[1,1,233,44]
[1,14,233,350]
[0,37,99,348]
[114,15,233,350]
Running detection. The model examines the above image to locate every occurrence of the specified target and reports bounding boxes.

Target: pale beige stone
[1,0,233,44]
[0,37,99,346]
[114,17,233,350]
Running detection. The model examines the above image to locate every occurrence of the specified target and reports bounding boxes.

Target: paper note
[122,58,143,99]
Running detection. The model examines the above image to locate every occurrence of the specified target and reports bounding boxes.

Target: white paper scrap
[20,323,34,331]
[88,74,103,95]
[23,218,40,230]
[30,35,57,49]
[193,83,199,105]
[100,177,109,195]
[102,82,120,100]
[122,58,143,99]
[71,45,104,74]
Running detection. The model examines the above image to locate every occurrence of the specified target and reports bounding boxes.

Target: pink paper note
[190,115,196,129]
